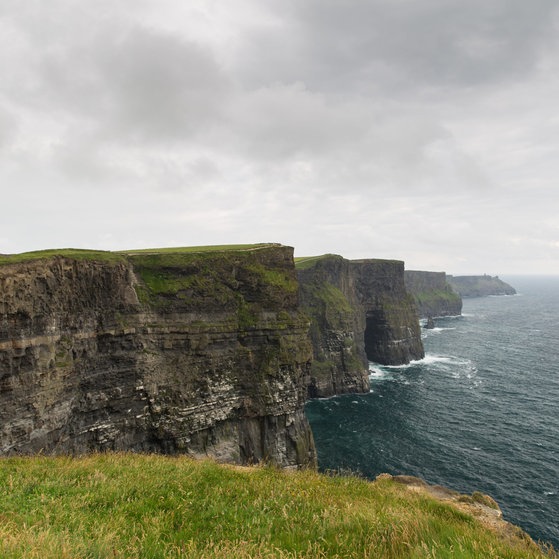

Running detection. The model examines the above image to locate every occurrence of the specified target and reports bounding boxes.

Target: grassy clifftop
[0,244,280,266]
[0,248,127,266]
[125,244,297,312]
[0,453,554,559]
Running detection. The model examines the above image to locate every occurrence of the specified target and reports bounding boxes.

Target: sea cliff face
[297,255,424,398]
[404,270,462,318]
[297,255,369,398]
[0,246,316,468]
[448,275,516,298]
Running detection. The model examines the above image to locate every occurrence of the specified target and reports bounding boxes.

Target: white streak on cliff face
[0,248,316,468]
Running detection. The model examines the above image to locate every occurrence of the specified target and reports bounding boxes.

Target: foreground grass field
[0,454,554,559]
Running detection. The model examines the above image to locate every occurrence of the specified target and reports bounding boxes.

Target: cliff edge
[0,245,316,468]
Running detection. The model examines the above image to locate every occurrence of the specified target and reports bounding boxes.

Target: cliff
[448,275,516,297]
[296,255,369,398]
[297,255,424,398]
[0,245,316,468]
[405,270,462,318]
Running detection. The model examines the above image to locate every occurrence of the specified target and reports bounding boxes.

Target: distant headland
[447,274,517,298]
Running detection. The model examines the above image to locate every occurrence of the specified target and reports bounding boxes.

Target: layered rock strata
[297,255,424,398]
[404,270,462,318]
[0,246,316,468]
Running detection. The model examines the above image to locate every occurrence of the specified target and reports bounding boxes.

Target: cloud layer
[1,0,559,273]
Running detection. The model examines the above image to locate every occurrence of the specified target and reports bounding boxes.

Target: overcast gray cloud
[1,0,559,274]
[235,0,558,90]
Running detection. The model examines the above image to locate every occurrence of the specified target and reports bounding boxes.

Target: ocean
[305,276,559,548]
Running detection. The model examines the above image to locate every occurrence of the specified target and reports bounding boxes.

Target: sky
[1,0,559,275]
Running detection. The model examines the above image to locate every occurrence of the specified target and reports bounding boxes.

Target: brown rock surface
[0,246,316,468]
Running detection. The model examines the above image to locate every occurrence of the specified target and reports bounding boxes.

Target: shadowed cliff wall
[404,270,462,318]
[0,246,316,468]
[297,255,368,398]
[297,255,424,398]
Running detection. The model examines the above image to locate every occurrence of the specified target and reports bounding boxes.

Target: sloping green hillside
[0,454,554,559]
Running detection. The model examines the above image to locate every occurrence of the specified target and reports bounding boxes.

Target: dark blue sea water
[305,276,559,548]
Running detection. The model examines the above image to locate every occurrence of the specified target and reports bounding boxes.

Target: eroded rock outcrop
[405,270,462,318]
[376,474,544,554]
[297,255,424,398]
[0,245,316,468]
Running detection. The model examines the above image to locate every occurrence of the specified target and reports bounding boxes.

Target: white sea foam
[368,366,394,382]
[369,354,477,387]
[369,354,454,371]
[382,363,411,369]
[413,354,453,366]
[423,327,456,335]
[368,364,386,376]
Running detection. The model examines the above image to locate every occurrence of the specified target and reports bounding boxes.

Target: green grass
[0,244,293,313]
[0,244,281,267]
[295,255,402,271]
[0,454,553,559]
[0,249,127,266]
[308,282,353,315]
[294,255,336,270]
[120,244,279,255]
[300,281,354,332]
[128,247,297,311]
